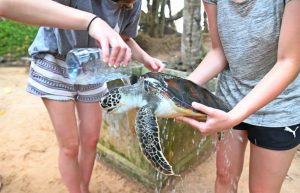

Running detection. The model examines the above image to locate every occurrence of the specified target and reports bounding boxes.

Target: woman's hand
[120,36,165,71]
[176,102,238,135]
[88,17,132,67]
[142,55,165,72]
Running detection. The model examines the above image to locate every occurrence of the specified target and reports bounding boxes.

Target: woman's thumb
[192,102,213,115]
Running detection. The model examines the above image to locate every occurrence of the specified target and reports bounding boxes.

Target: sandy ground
[0,67,299,193]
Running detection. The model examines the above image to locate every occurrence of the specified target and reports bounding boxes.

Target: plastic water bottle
[66,48,131,84]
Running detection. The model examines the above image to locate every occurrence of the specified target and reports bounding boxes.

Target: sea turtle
[100,72,229,175]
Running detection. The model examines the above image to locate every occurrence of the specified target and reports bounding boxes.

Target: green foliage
[0,20,38,60]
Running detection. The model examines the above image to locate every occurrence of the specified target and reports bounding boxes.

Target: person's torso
[211,0,300,126]
[217,0,284,83]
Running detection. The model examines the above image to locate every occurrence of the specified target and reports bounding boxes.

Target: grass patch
[0,19,38,60]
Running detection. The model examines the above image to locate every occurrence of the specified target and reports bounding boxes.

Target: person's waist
[32,52,67,61]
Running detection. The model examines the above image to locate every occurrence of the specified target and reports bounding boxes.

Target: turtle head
[100,88,124,113]
[100,83,144,113]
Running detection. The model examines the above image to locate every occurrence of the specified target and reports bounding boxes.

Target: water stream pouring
[66,48,132,84]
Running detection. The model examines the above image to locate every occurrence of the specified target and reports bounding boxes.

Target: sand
[0,67,299,193]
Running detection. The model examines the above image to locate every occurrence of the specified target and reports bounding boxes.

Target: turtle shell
[142,72,229,113]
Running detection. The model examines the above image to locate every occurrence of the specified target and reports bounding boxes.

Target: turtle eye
[103,98,108,104]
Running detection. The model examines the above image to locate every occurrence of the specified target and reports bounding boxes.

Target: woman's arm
[0,0,96,30]
[187,2,228,86]
[177,0,300,134]
[0,0,132,66]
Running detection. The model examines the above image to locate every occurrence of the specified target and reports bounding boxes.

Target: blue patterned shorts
[27,53,108,102]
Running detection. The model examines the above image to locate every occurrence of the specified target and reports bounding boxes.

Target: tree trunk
[139,0,179,37]
[181,0,202,71]
[148,0,159,37]
[158,0,166,37]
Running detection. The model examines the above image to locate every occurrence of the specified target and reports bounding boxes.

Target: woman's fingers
[157,61,165,72]
[89,18,132,66]
[143,57,166,72]
[99,37,109,64]
[114,37,131,67]
[108,37,121,67]
[179,103,234,135]
[98,35,132,67]
[122,47,132,67]
[192,102,214,115]
[176,116,207,134]
[149,60,158,71]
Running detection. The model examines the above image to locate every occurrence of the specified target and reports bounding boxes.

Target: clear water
[66,48,131,84]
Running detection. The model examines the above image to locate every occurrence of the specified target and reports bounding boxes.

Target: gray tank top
[28,0,141,56]
[203,0,300,127]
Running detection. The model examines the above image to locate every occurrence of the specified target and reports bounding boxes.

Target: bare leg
[215,129,248,193]
[249,144,297,193]
[43,99,81,193]
[76,102,102,193]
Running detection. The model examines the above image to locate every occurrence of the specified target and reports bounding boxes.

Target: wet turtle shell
[141,72,228,119]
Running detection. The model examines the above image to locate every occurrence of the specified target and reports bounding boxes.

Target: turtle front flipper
[135,105,175,175]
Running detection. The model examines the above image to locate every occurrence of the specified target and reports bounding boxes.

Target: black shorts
[234,122,300,151]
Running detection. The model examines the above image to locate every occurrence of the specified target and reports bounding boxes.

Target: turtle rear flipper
[136,105,175,175]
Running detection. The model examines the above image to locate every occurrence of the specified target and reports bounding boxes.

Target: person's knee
[216,170,230,185]
[249,185,263,193]
[81,133,99,150]
[250,186,273,193]
[60,142,80,158]
[249,181,281,193]
[216,167,241,186]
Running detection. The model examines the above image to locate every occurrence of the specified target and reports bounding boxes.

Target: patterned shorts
[27,53,108,102]
[234,122,300,150]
